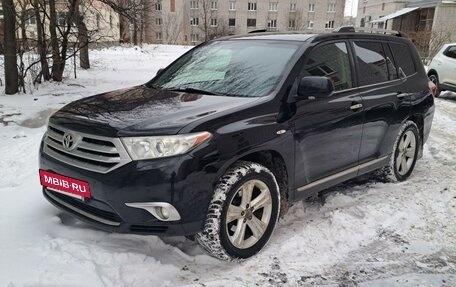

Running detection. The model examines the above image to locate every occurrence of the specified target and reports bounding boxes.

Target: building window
[269,2,278,11]
[229,18,236,26]
[156,32,162,40]
[155,2,162,10]
[211,1,218,10]
[328,3,336,12]
[308,3,315,12]
[289,19,296,29]
[210,18,218,26]
[307,20,314,29]
[382,2,385,11]
[267,19,277,28]
[109,14,113,28]
[290,3,296,11]
[363,6,366,14]
[248,2,257,11]
[56,11,69,26]
[325,20,335,29]
[247,18,256,27]
[170,0,175,12]
[191,33,199,42]
[25,9,36,25]
[190,1,199,9]
[156,18,162,25]
[190,17,199,26]
[229,1,236,10]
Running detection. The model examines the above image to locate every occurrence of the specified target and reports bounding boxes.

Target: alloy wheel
[225,179,272,249]
[396,130,416,176]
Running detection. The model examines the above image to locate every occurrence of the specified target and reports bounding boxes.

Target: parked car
[39,29,435,261]
[428,43,456,96]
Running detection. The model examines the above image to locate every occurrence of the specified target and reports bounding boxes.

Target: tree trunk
[49,0,63,81]
[133,18,138,45]
[2,0,19,94]
[34,0,50,81]
[74,3,90,69]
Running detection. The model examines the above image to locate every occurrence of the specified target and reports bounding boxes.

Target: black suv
[39,29,435,261]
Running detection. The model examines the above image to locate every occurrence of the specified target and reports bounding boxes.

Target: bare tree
[2,0,19,94]
[162,11,182,44]
[426,27,453,64]
[32,0,51,81]
[100,0,158,45]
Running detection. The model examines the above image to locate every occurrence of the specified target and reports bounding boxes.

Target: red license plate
[39,170,91,199]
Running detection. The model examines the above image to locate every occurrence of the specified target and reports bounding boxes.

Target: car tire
[195,161,280,261]
[382,121,421,182]
[428,73,442,97]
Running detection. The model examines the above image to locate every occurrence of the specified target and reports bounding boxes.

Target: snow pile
[0,45,455,286]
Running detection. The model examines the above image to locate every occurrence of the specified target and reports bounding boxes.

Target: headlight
[121,132,212,160]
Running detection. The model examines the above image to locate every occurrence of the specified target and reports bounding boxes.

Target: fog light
[159,207,170,220]
[125,202,181,221]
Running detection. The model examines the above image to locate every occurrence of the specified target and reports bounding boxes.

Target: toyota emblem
[63,133,76,150]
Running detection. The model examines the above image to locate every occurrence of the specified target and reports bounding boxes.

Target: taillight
[428,80,438,97]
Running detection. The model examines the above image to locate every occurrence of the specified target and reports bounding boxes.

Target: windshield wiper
[162,87,222,96]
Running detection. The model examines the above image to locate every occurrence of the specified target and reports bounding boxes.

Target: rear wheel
[383,121,421,182]
[196,161,280,261]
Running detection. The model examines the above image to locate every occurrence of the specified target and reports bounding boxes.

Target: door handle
[350,103,363,110]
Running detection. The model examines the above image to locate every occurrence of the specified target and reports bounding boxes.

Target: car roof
[217,31,411,44]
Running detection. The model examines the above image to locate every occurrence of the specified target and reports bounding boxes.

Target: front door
[291,41,363,196]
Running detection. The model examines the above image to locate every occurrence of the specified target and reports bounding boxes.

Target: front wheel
[196,161,280,261]
[383,121,421,182]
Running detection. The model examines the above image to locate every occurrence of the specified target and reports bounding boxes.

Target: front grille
[43,124,131,173]
[130,225,168,233]
[44,189,122,226]
[51,191,122,222]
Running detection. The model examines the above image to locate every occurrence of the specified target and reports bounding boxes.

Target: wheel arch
[405,114,424,158]
[427,69,438,78]
[217,149,291,217]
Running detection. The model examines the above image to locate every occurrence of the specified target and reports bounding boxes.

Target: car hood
[49,85,259,136]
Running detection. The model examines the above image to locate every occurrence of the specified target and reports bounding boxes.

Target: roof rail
[249,29,268,34]
[333,26,406,37]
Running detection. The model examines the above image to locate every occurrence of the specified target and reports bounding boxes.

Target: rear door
[291,40,364,196]
[353,40,411,172]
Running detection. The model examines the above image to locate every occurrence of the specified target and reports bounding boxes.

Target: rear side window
[301,42,353,91]
[353,41,389,86]
[444,46,456,59]
[389,43,417,76]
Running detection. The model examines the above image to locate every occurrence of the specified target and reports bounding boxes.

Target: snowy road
[0,45,455,286]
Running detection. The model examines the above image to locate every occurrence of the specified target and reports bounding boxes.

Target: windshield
[148,40,301,97]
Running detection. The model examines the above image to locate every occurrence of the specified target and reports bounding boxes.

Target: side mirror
[297,76,334,100]
[156,68,164,76]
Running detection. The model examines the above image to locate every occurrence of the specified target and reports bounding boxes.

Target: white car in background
[428,43,456,97]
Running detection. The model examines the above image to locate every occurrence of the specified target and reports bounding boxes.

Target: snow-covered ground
[1,45,455,287]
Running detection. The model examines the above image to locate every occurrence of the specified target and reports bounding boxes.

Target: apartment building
[356,0,456,58]
[146,0,346,45]
[357,0,407,29]
[14,1,120,45]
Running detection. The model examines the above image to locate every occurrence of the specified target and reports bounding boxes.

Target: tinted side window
[389,43,416,76]
[301,42,352,91]
[444,46,456,59]
[353,41,389,86]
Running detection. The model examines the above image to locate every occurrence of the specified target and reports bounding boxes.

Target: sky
[344,0,359,17]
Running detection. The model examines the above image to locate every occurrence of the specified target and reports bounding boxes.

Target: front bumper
[39,142,217,236]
